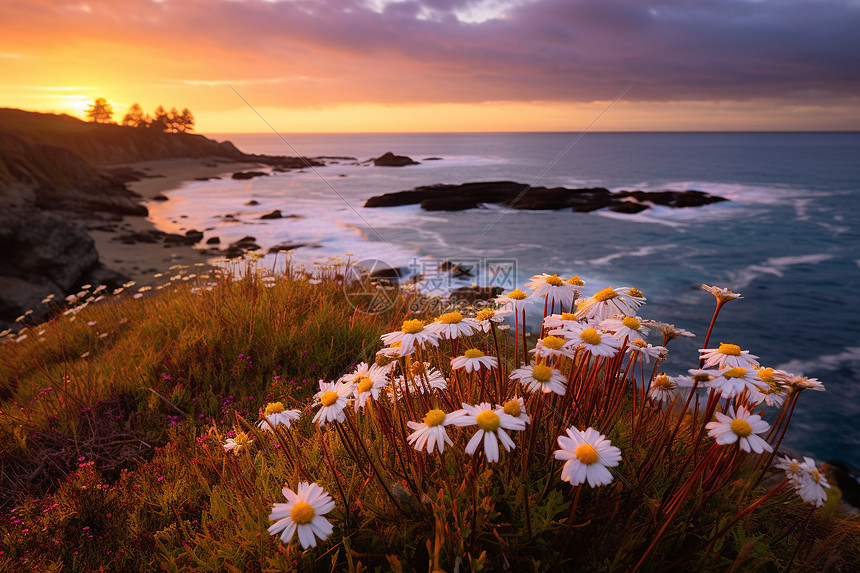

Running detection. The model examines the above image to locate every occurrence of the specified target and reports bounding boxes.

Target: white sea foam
[587,244,677,266]
[726,253,835,289]
[777,346,860,376]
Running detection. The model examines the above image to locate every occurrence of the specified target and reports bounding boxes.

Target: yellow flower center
[593,287,617,302]
[464,348,485,359]
[756,367,775,383]
[264,402,285,416]
[532,364,553,383]
[561,312,577,321]
[401,319,426,334]
[653,374,673,389]
[290,501,315,525]
[540,336,565,350]
[320,391,339,407]
[545,274,564,287]
[811,470,821,483]
[723,367,748,379]
[411,362,426,376]
[439,312,463,324]
[423,409,446,427]
[730,419,753,437]
[622,316,641,330]
[718,343,742,356]
[507,288,527,300]
[356,376,374,394]
[575,444,599,465]
[475,410,501,432]
[503,399,522,418]
[476,309,495,321]
[580,328,602,346]
[628,288,643,298]
[692,373,712,383]
[567,275,584,286]
[233,432,249,445]
[633,338,647,348]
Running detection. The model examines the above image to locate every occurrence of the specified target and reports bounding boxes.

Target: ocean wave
[725,253,835,289]
[777,346,860,376]
[587,244,677,266]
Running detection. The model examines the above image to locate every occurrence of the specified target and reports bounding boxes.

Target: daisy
[779,456,830,507]
[756,367,788,408]
[223,431,253,455]
[705,405,772,453]
[258,402,302,432]
[339,361,393,386]
[648,373,678,403]
[406,409,465,454]
[599,315,650,342]
[351,373,390,412]
[691,366,768,401]
[701,284,743,305]
[268,482,335,549]
[496,397,530,426]
[699,343,760,369]
[575,286,645,322]
[567,275,585,288]
[474,307,507,332]
[380,319,440,356]
[312,381,351,425]
[644,320,696,346]
[554,426,622,488]
[451,402,526,463]
[391,364,448,398]
[530,335,577,360]
[495,288,530,313]
[526,273,578,308]
[627,339,666,364]
[451,348,498,373]
[773,370,826,393]
[510,363,567,396]
[426,311,478,340]
[565,327,620,358]
[543,312,581,332]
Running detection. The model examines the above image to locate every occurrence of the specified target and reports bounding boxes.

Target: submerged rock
[373,152,419,167]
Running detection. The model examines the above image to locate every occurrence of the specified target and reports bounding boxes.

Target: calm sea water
[150,132,860,468]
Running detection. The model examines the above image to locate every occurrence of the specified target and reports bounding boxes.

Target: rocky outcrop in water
[364,181,726,213]
[373,152,419,167]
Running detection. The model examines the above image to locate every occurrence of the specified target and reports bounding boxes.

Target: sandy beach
[85,158,265,287]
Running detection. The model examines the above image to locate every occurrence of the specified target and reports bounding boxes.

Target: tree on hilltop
[121,103,147,128]
[179,108,195,132]
[86,97,114,123]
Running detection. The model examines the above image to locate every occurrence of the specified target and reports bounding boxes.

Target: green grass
[1,262,858,572]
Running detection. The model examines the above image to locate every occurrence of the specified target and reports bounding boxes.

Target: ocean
[147,132,860,469]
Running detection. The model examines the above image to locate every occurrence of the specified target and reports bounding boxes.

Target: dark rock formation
[260,210,283,220]
[364,181,726,213]
[449,285,504,303]
[373,152,419,167]
[245,200,260,206]
[231,171,268,180]
[268,244,307,253]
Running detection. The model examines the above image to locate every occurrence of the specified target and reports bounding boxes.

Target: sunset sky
[2,0,859,133]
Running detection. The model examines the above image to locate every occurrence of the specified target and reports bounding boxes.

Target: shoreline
[85,158,265,288]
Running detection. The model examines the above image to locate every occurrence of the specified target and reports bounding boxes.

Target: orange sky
[2,0,859,133]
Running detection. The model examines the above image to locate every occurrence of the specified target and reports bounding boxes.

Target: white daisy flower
[565,327,620,358]
[406,409,465,454]
[473,308,507,333]
[705,405,772,454]
[495,288,530,313]
[575,286,645,322]
[627,339,666,364]
[543,312,582,332]
[648,373,678,403]
[268,481,335,549]
[600,315,650,342]
[223,431,253,454]
[554,426,622,488]
[773,370,826,392]
[257,402,302,432]
[530,335,578,360]
[643,320,696,345]
[380,319,441,356]
[510,363,567,396]
[691,366,768,401]
[339,361,392,386]
[526,273,579,308]
[340,363,391,411]
[451,348,498,373]
[755,367,788,407]
[701,284,743,305]
[391,363,448,398]
[426,311,479,340]
[495,397,530,426]
[451,402,527,463]
[312,381,351,425]
[698,343,760,370]
[780,456,831,507]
